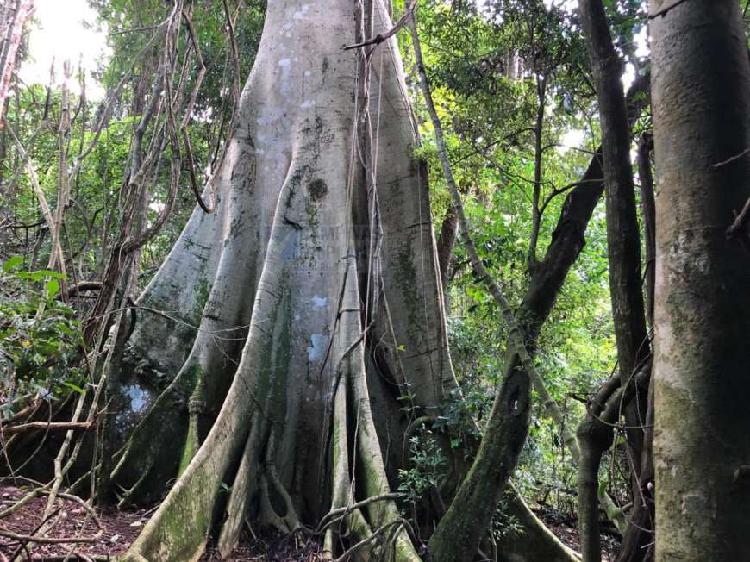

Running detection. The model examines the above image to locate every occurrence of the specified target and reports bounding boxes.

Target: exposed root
[259,475,293,534]
[266,464,302,532]
[217,418,264,557]
[322,350,373,559]
[114,3,486,561]
[255,431,304,535]
[334,521,403,562]
[116,460,153,509]
[318,493,405,534]
[345,273,420,561]
[121,144,303,561]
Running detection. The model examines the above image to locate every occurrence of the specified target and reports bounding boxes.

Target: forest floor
[0,484,619,560]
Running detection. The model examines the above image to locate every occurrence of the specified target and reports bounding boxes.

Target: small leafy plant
[0,256,85,419]
[398,431,447,503]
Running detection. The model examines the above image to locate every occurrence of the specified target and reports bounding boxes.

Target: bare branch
[1,421,93,436]
[343,0,417,51]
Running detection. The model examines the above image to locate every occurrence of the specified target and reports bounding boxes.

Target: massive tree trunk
[110,2,572,561]
[117,2,449,559]
[101,3,581,561]
[650,1,750,560]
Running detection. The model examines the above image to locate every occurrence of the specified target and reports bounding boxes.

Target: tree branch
[343,0,416,50]
[1,421,93,436]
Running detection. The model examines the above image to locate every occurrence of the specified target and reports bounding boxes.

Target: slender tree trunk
[638,134,655,329]
[423,27,648,562]
[577,2,649,560]
[415,14,642,562]
[528,73,547,271]
[410,17,545,560]
[436,203,457,301]
[0,0,33,126]
[616,380,654,562]
[616,133,657,562]
[650,1,750,560]
[576,417,613,562]
[577,0,649,454]
[47,61,72,281]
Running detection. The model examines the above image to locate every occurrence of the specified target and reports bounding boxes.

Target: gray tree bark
[650,1,750,560]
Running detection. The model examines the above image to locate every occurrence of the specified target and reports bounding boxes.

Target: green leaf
[46,280,60,299]
[597,478,608,497]
[2,256,24,272]
[28,271,50,282]
[61,381,84,394]
[37,270,65,280]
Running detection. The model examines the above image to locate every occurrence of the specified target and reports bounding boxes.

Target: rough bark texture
[650,1,750,560]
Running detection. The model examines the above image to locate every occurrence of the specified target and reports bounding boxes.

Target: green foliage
[0,0,649,533]
[491,498,524,541]
[1,0,266,290]
[398,431,447,503]
[410,0,633,517]
[0,257,85,417]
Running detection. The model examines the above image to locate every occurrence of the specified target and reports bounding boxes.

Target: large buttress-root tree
[99,1,570,559]
[115,2,448,559]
